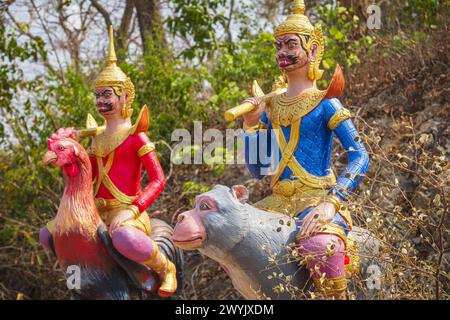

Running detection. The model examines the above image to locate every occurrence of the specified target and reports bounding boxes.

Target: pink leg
[39,227,53,252]
[297,233,345,279]
[111,226,156,263]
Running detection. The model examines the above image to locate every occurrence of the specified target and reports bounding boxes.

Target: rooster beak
[43,150,57,165]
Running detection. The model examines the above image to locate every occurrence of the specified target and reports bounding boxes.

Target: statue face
[94,86,127,119]
[275,33,309,73]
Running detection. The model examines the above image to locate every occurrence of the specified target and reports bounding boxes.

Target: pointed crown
[274,0,314,38]
[94,25,135,118]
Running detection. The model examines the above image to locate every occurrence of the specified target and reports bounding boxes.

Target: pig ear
[231,185,249,204]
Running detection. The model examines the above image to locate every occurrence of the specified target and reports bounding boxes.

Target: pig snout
[172,210,207,250]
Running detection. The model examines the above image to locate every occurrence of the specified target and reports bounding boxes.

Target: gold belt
[95,198,134,212]
[272,179,324,197]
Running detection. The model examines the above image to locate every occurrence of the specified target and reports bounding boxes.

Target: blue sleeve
[243,112,272,179]
[324,99,370,200]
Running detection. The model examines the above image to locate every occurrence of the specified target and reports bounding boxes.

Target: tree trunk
[134,0,165,53]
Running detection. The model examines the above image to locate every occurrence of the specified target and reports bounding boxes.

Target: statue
[39,26,180,299]
[223,0,370,299]
[172,185,380,299]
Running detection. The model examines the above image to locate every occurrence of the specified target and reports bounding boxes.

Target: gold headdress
[94,25,135,118]
[274,0,324,81]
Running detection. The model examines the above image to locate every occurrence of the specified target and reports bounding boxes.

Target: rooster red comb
[48,127,77,150]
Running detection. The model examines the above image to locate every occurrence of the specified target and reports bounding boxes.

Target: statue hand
[108,209,135,234]
[299,202,336,238]
[242,97,265,127]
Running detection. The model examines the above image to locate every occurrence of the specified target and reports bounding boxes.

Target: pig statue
[173,185,382,300]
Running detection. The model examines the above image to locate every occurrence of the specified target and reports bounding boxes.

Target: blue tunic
[244,98,370,201]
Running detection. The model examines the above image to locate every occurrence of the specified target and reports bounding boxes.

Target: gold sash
[94,151,136,204]
[270,121,336,190]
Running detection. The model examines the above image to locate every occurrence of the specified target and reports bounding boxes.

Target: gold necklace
[89,126,131,158]
[267,88,326,127]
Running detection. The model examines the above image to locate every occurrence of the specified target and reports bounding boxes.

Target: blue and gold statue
[226,0,370,299]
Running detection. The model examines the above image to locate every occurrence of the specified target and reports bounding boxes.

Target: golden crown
[274,0,314,37]
[94,25,135,118]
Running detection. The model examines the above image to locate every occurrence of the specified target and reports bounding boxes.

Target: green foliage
[316,2,373,86]
[0,23,93,236]
[120,32,207,143]
[403,0,440,29]
[205,32,280,118]
[203,146,233,175]
[167,0,230,60]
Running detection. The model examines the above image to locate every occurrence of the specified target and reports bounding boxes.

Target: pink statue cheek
[64,163,80,177]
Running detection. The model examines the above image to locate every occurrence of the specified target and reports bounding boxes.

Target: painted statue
[172,185,380,299]
[180,0,370,299]
[39,26,181,299]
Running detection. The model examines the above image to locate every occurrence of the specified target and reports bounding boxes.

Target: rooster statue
[40,128,183,299]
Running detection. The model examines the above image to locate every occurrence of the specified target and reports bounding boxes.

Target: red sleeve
[131,133,167,213]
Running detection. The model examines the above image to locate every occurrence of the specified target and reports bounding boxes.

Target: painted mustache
[96,102,113,113]
[277,54,299,68]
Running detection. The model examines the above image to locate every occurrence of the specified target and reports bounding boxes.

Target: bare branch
[90,0,112,30]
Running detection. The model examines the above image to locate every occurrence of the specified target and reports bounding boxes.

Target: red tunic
[89,132,166,213]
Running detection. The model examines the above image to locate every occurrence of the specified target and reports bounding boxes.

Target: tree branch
[90,0,112,29]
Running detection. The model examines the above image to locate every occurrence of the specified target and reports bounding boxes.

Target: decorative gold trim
[325,195,342,212]
[328,107,351,130]
[94,152,115,196]
[266,88,326,127]
[338,206,353,231]
[129,205,141,219]
[46,218,56,234]
[137,142,155,158]
[274,0,313,37]
[89,126,131,158]
[144,241,159,264]
[259,120,268,130]
[300,222,347,248]
[345,233,360,277]
[102,173,136,204]
[243,122,260,134]
[255,186,327,217]
[313,275,347,297]
[270,119,301,187]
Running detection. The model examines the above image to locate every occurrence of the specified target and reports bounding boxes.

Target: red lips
[278,58,293,68]
[96,104,113,113]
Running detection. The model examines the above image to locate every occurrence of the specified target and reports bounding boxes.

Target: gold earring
[308,61,315,80]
